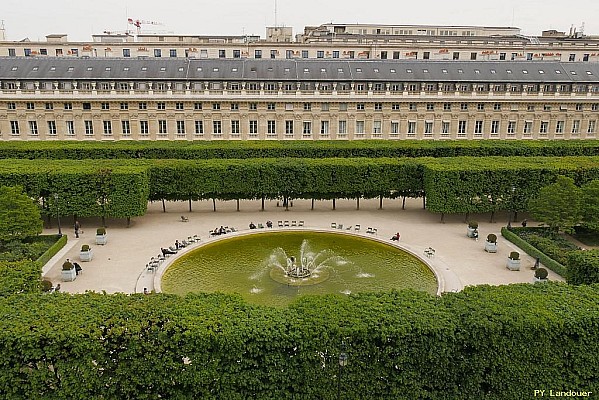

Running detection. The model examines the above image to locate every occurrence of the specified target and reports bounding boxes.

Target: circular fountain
[160,231,437,307]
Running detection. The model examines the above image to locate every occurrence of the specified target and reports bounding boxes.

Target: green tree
[528,175,582,233]
[581,179,599,232]
[0,186,43,243]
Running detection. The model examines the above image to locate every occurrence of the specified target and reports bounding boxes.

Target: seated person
[210,227,220,236]
[218,226,227,235]
[161,247,177,256]
[473,229,479,239]
[249,222,257,229]
[266,220,273,228]
[175,240,181,249]
[391,232,400,241]
[74,262,83,275]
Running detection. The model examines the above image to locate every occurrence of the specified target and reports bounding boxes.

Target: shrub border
[35,234,67,267]
[501,227,567,277]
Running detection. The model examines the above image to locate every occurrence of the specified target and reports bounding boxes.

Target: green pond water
[161,231,437,307]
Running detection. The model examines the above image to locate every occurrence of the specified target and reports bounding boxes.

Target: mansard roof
[1,57,598,83]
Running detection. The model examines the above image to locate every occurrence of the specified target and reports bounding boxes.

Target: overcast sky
[2,0,597,41]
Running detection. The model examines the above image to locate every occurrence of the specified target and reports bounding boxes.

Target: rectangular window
[424,121,433,134]
[408,121,416,134]
[458,120,467,134]
[442,121,450,134]
[120,102,129,110]
[103,120,112,135]
[374,103,383,111]
[303,121,312,134]
[175,102,184,110]
[355,121,365,134]
[268,120,276,134]
[45,103,54,110]
[317,50,324,58]
[391,122,399,134]
[123,49,130,57]
[270,50,277,59]
[477,103,485,111]
[443,103,451,111]
[507,121,516,134]
[47,121,57,135]
[84,120,94,135]
[321,103,330,111]
[26,102,35,110]
[303,103,311,111]
[219,49,226,58]
[213,121,222,134]
[139,102,147,110]
[556,121,564,133]
[302,50,308,58]
[154,49,162,58]
[82,102,91,110]
[230,103,239,111]
[176,120,186,134]
[66,120,75,135]
[255,50,262,59]
[332,51,340,59]
[10,121,19,135]
[540,121,549,134]
[588,120,596,134]
[231,120,240,134]
[338,120,347,134]
[524,121,532,134]
[475,120,483,134]
[249,102,258,110]
[233,50,241,58]
[491,120,499,134]
[140,120,149,135]
[572,120,580,134]
[101,102,110,110]
[194,120,204,135]
[426,103,434,111]
[392,103,400,110]
[249,120,258,134]
[321,120,330,135]
[212,103,220,110]
[119,120,130,135]
[158,120,167,134]
[64,103,73,110]
[357,103,365,111]
[28,121,38,135]
[194,102,203,110]
[157,102,166,110]
[267,103,276,110]
[285,120,294,135]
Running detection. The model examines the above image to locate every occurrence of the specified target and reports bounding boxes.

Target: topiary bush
[81,244,91,252]
[96,228,106,235]
[41,279,53,292]
[566,250,599,285]
[468,221,479,229]
[509,251,520,260]
[535,267,549,280]
[486,234,497,243]
[62,261,73,271]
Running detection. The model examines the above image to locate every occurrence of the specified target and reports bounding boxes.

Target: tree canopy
[528,176,582,233]
[0,186,43,243]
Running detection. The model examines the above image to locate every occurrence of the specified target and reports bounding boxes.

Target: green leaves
[529,175,582,233]
[0,186,43,244]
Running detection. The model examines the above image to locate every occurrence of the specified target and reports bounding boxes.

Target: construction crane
[127,18,163,34]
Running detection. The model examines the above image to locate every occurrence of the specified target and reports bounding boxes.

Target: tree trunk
[440,212,445,223]
[285,196,289,211]
[101,215,106,227]
[261,196,265,211]
[356,197,360,210]
[236,199,240,212]
[127,217,131,227]
[212,198,216,212]
[311,198,315,210]
[379,195,383,209]
[490,211,495,223]
[513,211,518,222]
[422,195,426,209]
[189,198,192,212]
[162,199,166,213]
[464,212,470,223]
[402,196,406,210]
[332,198,336,210]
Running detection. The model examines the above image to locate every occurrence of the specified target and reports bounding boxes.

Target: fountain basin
[158,230,438,307]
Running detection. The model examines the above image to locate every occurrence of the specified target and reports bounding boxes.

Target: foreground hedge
[0,261,41,296]
[567,250,599,285]
[1,140,599,160]
[0,284,597,399]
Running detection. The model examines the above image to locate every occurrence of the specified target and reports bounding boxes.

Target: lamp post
[337,341,348,400]
[53,193,62,236]
[507,185,516,228]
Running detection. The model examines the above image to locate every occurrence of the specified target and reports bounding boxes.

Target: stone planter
[534,277,549,283]
[95,234,107,245]
[506,258,521,271]
[484,241,497,253]
[79,249,93,262]
[466,227,477,238]
[61,268,77,282]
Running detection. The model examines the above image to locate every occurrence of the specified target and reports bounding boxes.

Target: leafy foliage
[581,180,599,232]
[0,260,41,296]
[501,228,568,277]
[567,250,599,285]
[528,176,582,233]
[0,186,43,243]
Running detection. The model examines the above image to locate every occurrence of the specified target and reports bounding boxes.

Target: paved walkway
[41,197,563,295]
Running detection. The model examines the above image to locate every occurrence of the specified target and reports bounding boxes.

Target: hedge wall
[2,140,599,160]
[0,284,597,399]
[567,250,599,285]
[0,260,41,296]
[35,234,67,267]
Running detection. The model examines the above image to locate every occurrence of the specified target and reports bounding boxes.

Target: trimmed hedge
[0,284,597,398]
[501,227,568,277]
[35,234,67,267]
[567,250,599,285]
[2,140,599,160]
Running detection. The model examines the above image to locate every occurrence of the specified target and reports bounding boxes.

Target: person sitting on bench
[249,222,257,229]
[161,247,177,256]
[391,232,401,241]
[74,262,83,275]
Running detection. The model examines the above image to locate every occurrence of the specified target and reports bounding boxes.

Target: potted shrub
[506,251,521,271]
[79,244,93,262]
[61,260,76,282]
[467,221,479,238]
[534,267,549,283]
[95,227,107,245]
[485,233,498,253]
